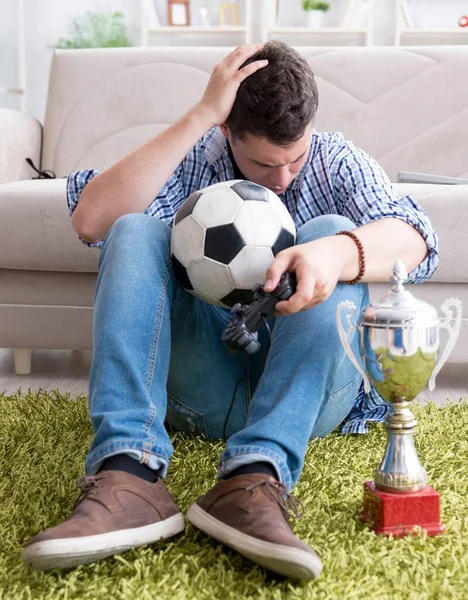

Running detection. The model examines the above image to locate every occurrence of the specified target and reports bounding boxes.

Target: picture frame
[167,0,190,26]
[219,3,239,27]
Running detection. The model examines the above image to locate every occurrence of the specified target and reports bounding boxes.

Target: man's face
[221,123,313,195]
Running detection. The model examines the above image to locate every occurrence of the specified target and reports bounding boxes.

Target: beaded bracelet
[336,230,366,285]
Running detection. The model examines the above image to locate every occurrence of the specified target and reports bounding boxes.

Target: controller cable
[222,314,272,441]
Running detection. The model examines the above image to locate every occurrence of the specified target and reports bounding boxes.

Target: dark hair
[226,40,319,146]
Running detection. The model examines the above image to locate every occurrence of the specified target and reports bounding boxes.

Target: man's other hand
[264,237,352,315]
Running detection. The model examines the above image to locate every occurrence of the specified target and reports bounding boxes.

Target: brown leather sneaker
[187,473,322,581]
[22,470,185,571]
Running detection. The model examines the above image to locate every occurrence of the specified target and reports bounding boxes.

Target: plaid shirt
[67,127,439,435]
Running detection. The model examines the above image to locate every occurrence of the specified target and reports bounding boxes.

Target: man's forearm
[73,104,214,244]
[337,218,429,283]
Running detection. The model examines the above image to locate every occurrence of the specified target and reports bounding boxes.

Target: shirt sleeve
[331,140,439,283]
[66,169,102,248]
[66,164,186,250]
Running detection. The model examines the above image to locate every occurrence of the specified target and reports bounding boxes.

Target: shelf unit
[395,0,468,46]
[141,0,372,47]
[262,0,373,47]
[141,0,252,46]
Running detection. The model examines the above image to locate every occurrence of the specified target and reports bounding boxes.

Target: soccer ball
[171,179,296,308]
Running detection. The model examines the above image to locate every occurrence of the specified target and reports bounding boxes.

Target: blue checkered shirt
[67,127,439,435]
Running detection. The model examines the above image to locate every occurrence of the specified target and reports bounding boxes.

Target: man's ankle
[222,461,278,481]
[98,454,159,483]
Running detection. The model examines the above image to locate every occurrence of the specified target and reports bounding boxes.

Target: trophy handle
[336,301,371,394]
[428,297,463,391]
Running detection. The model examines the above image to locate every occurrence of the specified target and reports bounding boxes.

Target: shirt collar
[201,126,321,192]
[201,127,227,166]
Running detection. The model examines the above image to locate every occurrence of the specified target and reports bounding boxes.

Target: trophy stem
[374,399,427,494]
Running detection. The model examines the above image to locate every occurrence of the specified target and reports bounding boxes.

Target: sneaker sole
[187,503,322,581]
[22,513,186,571]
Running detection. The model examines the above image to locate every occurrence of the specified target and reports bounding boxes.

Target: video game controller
[221,272,297,354]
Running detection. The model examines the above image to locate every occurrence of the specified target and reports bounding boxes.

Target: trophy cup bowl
[336,260,462,535]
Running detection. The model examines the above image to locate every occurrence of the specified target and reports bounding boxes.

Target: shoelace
[72,475,107,509]
[245,479,305,520]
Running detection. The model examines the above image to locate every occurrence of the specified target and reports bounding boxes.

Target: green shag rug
[1,390,468,600]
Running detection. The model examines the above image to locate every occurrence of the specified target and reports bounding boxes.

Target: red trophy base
[361,481,444,536]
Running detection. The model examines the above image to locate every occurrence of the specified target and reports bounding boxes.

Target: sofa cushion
[42,47,468,182]
[0,178,466,282]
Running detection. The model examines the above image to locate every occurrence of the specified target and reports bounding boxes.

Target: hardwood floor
[0,349,92,398]
[0,348,467,406]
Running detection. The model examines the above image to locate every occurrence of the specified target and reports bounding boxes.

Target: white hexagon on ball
[192,187,243,228]
[233,202,282,246]
[229,246,274,290]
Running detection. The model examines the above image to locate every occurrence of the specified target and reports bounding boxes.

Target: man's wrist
[189,103,217,132]
[333,234,360,282]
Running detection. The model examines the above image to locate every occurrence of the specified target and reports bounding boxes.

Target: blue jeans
[86,213,368,490]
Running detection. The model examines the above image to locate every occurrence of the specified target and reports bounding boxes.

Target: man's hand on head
[196,44,268,129]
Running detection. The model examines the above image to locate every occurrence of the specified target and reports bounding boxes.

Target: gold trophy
[336,261,462,535]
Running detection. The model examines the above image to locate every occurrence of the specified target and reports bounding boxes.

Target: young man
[22,41,438,580]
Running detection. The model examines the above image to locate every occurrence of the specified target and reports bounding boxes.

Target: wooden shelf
[400,28,468,34]
[398,28,468,45]
[267,27,367,34]
[266,27,369,47]
[146,26,247,33]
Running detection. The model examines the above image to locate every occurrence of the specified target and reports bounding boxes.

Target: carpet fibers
[1,389,467,600]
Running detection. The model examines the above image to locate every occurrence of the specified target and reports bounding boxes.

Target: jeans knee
[106,213,171,248]
[297,215,356,244]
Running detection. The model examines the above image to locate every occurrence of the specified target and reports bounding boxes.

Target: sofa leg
[14,348,32,375]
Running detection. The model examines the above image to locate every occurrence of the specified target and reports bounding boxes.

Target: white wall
[1,0,465,122]
[0,0,20,110]
[407,0,466,28]
[0,0,142,119]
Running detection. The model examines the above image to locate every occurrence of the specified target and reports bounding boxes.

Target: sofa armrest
[0,178,99,273]
[393,183,468,284]
[0,108,42,185]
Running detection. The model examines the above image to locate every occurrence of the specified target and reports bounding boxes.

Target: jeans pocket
[329,376,361,404]
[165,392,208,436]
[311,376,362,438]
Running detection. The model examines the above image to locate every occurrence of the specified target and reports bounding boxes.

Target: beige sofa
[0,46,467,375]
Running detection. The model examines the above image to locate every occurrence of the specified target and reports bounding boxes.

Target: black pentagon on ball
[231,181,269,202]
[171,254,193,290]
[205,223,245,264]
[174,191,202,225]
[221,288,255,308]
[272,228,295,256]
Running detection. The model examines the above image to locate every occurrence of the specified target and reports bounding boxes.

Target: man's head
[221,41,319,194]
